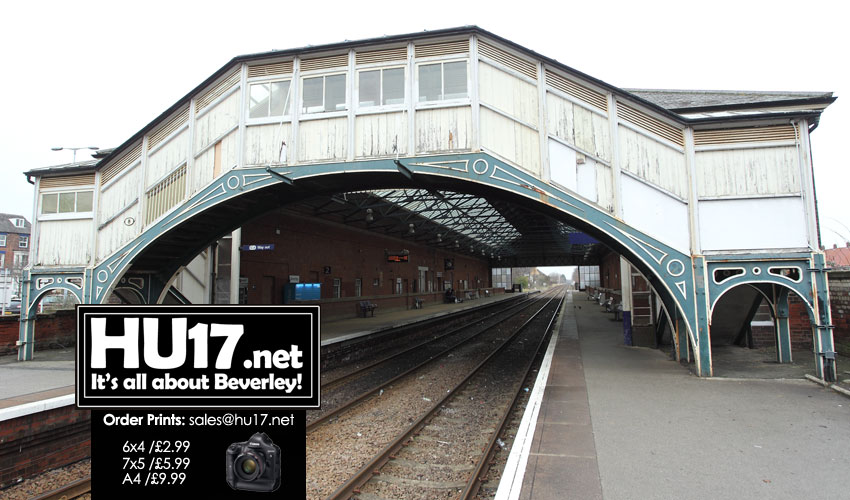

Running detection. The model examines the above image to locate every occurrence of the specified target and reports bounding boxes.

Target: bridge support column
[674,313,690,364]
[620,257,632,345]
[17,315,35,361]
[773,287,793,363]
[811,254,836,381]
[693,257,712,377]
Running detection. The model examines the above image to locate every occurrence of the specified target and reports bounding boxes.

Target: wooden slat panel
[355,47,407,65]
[247,61,293,78]
[694,125,797,146]
[478,40,536,80]
[148,108,189,150]
[300,54,348,72]
[40,174,95,189]
[195,71,240,113]
[100,144,141,184]
[145,165,186,224]
[415,40,469,58]
[545,70,607,112]
[618,103,684,147]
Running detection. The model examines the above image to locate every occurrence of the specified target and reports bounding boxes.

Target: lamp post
[51,146,99,164]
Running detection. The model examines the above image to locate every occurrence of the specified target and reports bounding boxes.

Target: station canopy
[287,189,607,267]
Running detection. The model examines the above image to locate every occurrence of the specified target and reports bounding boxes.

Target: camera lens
[241,459,257,475]
[234,453,263,481]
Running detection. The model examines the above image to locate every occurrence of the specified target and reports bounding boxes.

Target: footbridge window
[418,61,467,102]
[302,74,347,113]
[358,67,405,108]
[248,80,291,119]
[39,190,93,218]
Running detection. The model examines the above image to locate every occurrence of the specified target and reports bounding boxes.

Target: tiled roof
[826,246,850,268]
[0,214,31,234]
[625,89,833,112]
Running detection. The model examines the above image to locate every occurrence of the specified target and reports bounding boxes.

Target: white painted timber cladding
[97,203,141,260]
[621,175,690,253]
[415,107,472,153]
[298,117,348,162]
[699,197,808,250]
[695,146,801,198]
[478,63,538,126]
[244,124,291,166]
[37,219,93,266]
[596,164,614,212]
[146,130,189,188]
[194,92,240,152]
[548,140,597,202]
[480,107,540,176]
[545,93,611,162]
[99,164,142,223]
[355,112,408,158]
[191,130,239,195]
[618,126,688,199]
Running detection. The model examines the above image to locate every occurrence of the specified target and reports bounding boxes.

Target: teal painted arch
[91,152,701,352]
[24,272,85,317]
[706,259,817,321]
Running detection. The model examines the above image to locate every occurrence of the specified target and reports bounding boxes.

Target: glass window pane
[358,70,380,107]
[419,64,441,102]
[77,191,93,212]
[325,74,346,111]
[382,68,404,105]
[302,77,323,113]
[58,192,76,213]
[42,193,58,214]
[248,83,270,119]
[269,81,291,116]
[444,61,467,99]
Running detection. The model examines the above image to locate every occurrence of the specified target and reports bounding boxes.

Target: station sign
[239,244,274,251]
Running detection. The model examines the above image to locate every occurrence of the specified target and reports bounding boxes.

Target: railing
[144,165,187,225]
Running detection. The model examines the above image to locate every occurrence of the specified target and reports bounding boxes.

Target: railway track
[306,287,564,499]
[310,294,540,427]
[30,475,91,500]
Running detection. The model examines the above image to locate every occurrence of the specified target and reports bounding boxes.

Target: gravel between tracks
[0,459,90,500]
[306,299,544,499]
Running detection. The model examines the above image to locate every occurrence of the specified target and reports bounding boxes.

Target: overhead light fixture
[481,249,485,256]
[437,233,443,243]
[407,223,415,235]
[365,208,374,223]
[454,240,459,248]
[470,245,474,253]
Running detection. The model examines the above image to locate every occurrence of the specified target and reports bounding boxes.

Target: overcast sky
[1,0,846,248]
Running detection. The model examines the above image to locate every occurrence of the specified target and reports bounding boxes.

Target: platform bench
[413,298,424,309]
[359,301,377,317]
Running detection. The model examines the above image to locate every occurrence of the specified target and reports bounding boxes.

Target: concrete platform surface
[510,292,850,500]
[0,349,74,403]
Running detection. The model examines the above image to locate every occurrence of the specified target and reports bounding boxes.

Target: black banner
[76,305,320,408]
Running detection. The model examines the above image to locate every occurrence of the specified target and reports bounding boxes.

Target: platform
[0,293,522,413]
[497,291,850,500]
[321,291,521,345]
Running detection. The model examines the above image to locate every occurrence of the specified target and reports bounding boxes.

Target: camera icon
[226,432,281,492]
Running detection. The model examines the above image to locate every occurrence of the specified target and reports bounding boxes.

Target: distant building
[825,243,850,269]
[0,213,31,305]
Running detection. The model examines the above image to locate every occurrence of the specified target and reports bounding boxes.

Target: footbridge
[19,26,836,378]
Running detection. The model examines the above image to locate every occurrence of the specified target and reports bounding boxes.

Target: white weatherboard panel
[699,197,808,251]
[37,219,93,266]
[549,140,597,202]
[549,140,577,192]
[355,112,408,158]
[621,175,689,253]
[194,92,240,152]
[480,107,540,175]
[146,130,188,187]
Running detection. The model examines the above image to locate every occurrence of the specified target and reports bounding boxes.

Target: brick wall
[0,310,76,356]
[829,271,850,356]
[0,405,90,488]
[240,210,492,320]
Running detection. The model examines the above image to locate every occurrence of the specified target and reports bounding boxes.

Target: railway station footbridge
[19,26,836,378]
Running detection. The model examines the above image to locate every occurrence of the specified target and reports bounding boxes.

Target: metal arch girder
[17,268,86,361]
[88,151,706,370]
[706,255,833,378]
[23,269,86,316]
[706,258,819,319]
